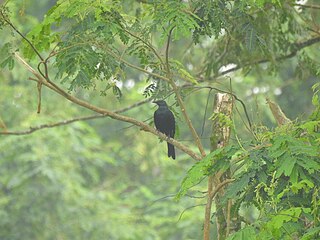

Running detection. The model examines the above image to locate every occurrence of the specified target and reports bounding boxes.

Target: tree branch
[165,27,174,74]
[203,178,235,240]
[178,204,206,222]
[3,16,202,161]
[164,26,207,158]
[217,36,320,77]
[0,98,152,135]
[184,85,252,129]
[209,178,235,201]
[95,36,205,157]
[12,53,202,161]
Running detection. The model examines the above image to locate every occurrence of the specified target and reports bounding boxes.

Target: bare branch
[0,117,97,136]
[185,85,252,129]
[36,82,42,113]
[217,36,320,77]
[0,98,152,136]
[203,178,235,240]
[171,87,207,159]
[209,178,235,201]
[115,98,153,113]
[177,204,206,222]
[165,27,174,74]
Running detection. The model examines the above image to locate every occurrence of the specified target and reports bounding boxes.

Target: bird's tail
[167,142,175,160]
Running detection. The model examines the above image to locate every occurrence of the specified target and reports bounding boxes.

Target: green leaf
[312,94,319,106]
[226,226,256,240]
[301,226,320,240]
[275,153,296,178]
[296,157,320,174]
[0,43,14,70]
[175,148,228,200]
[269,207,302,229]
[152,1,199,42]
[0,56,14,70]
[244,23,257,51]
[289,144,319,157]
[291,180,314,194]
[300,121,320,134]
[224,172,253,200]
[178,68,198,84]
[290,166,299,183]
[171,59,198,84]
[269,135,289,158]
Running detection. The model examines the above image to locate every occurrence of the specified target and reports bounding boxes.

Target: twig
[165,27,174,74]
[0,12,47,113]
[177,204,206,222]
[204,175,215,240]
[3,14,77,102]
[99,43,171,82]
[215,36,231,66]
[185,193,207,199]
[216,36,320,77]
[46,42,88,60]
[209,178,235,201]
[185,85,252,129]
[226,199,232,236]
[0,98,152,136]
[0,117,98,135]
[199,36,231,76]
[204,178,235,240]
[122,28,165,68]
[36,82,42,113]
[148,194,176,207]
[0,12,44,61]
[200,88,213,136]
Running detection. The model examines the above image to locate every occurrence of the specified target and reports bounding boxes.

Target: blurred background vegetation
[0,0,319,239]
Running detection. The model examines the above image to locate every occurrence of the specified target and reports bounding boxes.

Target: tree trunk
[204,93,234,240]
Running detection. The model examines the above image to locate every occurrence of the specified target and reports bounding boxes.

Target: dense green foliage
[0,0,319,239]
[178,119,320,239]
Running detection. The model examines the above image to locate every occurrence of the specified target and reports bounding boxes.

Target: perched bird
[153,100,176,159]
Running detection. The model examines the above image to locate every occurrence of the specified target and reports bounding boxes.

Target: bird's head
[153,100,168,107]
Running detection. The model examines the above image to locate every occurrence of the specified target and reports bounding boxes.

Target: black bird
[153,100,176,159]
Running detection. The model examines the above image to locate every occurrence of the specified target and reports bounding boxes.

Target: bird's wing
[168,111,175,137]
[154,110,160,129]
